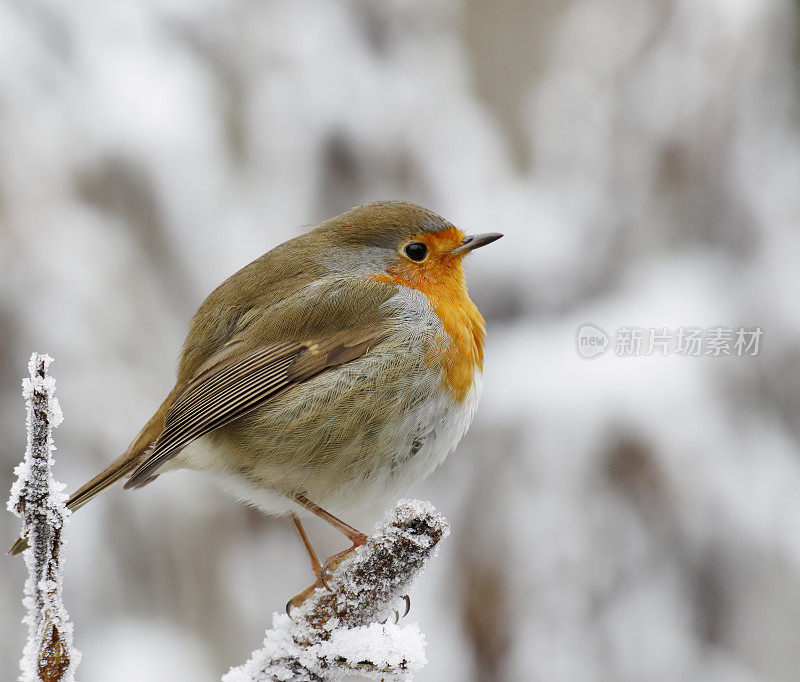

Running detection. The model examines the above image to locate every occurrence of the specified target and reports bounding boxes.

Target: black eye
[404,242,427,261]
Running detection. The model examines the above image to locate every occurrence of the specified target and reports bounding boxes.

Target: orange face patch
[370,227,485,402]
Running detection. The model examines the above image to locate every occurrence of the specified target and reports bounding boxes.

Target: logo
[576,323,609,359]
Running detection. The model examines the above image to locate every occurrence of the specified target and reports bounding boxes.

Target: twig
[8,353,80,682]
[223,499,450,682]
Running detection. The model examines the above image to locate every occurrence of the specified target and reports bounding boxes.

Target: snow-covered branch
[8,353,80,682]
[224,500,450,682]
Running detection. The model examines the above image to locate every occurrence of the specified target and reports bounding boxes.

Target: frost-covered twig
[8,354,80,682]
[224,500,450,682]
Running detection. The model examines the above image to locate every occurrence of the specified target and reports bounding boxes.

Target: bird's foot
[319,533,368,590]
[286,532,368,617]
[286,576,325,616]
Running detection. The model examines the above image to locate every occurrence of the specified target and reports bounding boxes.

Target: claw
[401,594,411,618]
[319,543,361,591]
[394,609,400,624]
[320,559,334,591]
[286,579,324,614]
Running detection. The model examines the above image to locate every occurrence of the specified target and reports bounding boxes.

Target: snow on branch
[8,353,80,682]
[224,500,450,682]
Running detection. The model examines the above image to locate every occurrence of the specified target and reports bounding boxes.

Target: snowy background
[1,0,800,680]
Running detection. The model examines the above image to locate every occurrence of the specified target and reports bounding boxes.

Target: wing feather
[124,329,382,489]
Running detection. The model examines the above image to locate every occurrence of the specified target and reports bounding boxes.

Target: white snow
[224,611,426,682]
[322,622,427,675]
[8,354,80,682]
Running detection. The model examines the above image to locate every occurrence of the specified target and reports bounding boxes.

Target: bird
[9,200,501,606]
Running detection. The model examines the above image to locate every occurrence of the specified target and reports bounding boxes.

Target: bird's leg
[286,513,326,614]
[292,493,368,588]
[285,497,413,618]
[286,496,368,613]
[292,494,368,546]
[290,513,322,578]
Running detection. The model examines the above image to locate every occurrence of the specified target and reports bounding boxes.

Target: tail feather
[66,451,141,511]
[8,452,139,556]
[8,386,180,556]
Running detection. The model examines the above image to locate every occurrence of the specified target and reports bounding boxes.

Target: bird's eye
[404,242,428,261]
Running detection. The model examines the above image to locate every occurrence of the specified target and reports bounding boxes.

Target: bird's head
[316,201,502,290]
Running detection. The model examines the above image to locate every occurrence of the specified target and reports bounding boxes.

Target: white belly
[180,371,483,519]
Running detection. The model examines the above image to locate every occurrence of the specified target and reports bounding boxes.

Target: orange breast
[427,279,485,402]
[370,235,485,402]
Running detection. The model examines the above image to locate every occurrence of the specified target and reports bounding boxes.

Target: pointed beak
[449,232,504,256]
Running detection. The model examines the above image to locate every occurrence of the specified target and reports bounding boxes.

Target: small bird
[10,201,501,605]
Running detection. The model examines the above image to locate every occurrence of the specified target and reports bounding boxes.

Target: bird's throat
[369,263,485,402]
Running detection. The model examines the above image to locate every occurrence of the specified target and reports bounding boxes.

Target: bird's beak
[449,232,504,256]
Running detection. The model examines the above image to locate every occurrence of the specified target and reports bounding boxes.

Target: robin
[10,201,502,607]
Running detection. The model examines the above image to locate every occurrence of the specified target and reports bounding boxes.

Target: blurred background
[1,0,799,680]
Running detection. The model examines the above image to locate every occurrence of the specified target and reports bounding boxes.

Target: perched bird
[10,201,501,605]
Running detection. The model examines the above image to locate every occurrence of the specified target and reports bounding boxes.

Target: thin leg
[292,493,367,545]
[286,494,369,614]
[290,513,322,578]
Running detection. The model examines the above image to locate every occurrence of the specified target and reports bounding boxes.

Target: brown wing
[124,329,381,489]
